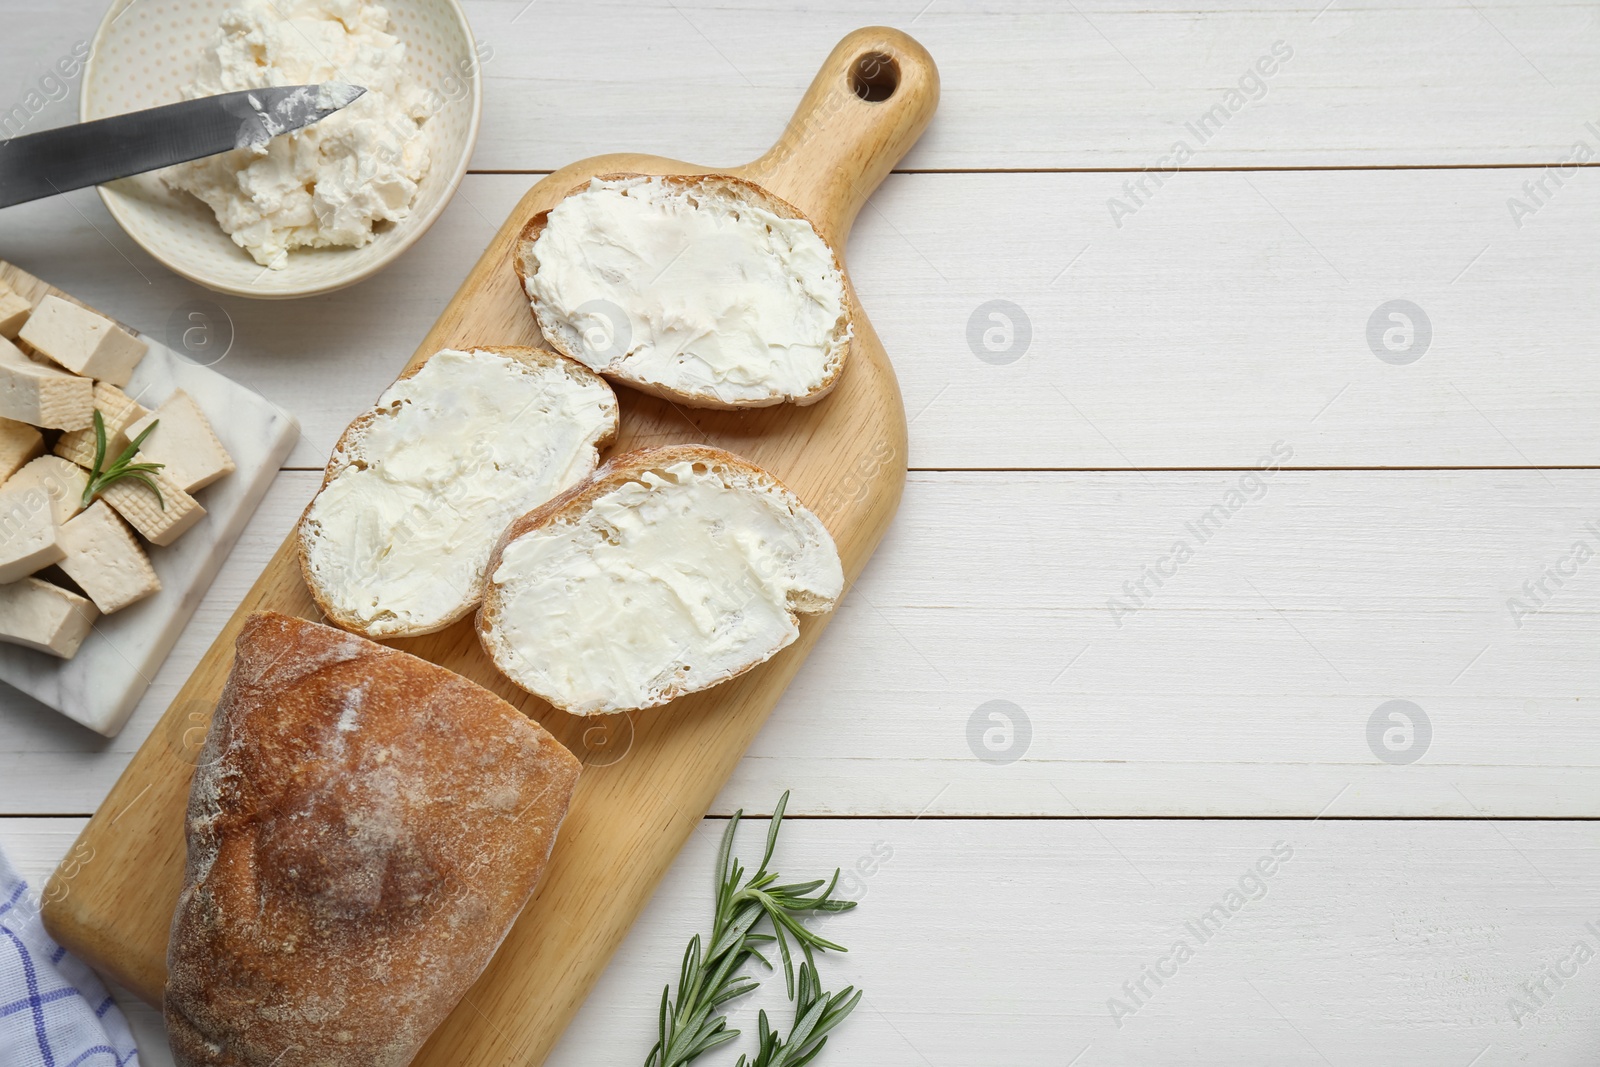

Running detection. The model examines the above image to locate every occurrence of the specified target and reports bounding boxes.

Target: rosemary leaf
[732,962,862,1067]
[81,412,166,509]
[644,792,860,1067]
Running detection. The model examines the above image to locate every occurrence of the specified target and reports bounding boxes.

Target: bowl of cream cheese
[82,0,483,298]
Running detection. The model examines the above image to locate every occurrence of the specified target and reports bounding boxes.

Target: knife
[0,83,366,209]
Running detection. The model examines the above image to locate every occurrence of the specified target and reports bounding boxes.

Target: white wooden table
[5,1,1600,1063]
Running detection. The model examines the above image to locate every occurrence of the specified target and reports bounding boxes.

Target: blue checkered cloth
[0,844,139,1067]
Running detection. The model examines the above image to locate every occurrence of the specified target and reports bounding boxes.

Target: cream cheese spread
[166,0,432,269]
[488,460,844,714]
[301,349,616,637]
[525,177,850,405]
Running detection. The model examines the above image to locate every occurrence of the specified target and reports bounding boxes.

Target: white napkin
[0,841,140,1066]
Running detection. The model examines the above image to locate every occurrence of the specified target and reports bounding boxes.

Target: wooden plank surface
[7,167,1600,470]
[14,816,1600,1067]
[2,2,1599,1066]
[12,0,1600,169]
[4,468,1599,818]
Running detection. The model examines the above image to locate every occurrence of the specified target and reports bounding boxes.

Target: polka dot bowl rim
[80,0,483,300]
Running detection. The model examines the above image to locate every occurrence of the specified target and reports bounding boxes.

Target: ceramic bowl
[81,0,482,299]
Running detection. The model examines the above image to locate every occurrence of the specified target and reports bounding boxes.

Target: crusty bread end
[164,612,580,1067]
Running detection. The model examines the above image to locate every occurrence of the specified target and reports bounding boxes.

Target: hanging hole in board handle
[851,51,900,102]
[745,28,937,232]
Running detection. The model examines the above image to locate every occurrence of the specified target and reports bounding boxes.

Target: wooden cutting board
[40,25,937,1067]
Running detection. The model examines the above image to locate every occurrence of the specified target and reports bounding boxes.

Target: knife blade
[0,83,366,209]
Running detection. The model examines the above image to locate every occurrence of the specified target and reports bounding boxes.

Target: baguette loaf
[478,445,844,715]
[513,174,853,410]
[297,346,618,638]
[165,612,580,1067]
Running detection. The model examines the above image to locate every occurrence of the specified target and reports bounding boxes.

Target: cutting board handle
[744,27,939,241]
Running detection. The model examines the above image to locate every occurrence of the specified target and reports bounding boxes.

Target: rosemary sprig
[734,962,862,1067]
[645,792,857,1067]
[81,410,165,509]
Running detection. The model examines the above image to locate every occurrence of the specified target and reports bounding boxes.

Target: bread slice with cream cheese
[298,346,618,639]
[513,174,853,410]
[478,445,844,715]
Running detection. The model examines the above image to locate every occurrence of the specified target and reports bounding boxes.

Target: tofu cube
[123,390,234,492]
[100,459,204,546]
[0,577,98,659]
[57,501,159,614]
[5,455,89,526]
[0,417,44,483]
[0,486,63,583]
[54,382,149,469]
[18,295,147,386]
[0,281,30,339]
[0,338,93,430]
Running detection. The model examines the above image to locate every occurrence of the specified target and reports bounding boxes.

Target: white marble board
[0,297,297,736]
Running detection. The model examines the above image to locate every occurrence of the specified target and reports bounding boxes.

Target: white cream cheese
[525,177,850,405]
[488,459,844,714]
[166,0,431,269]
[301,349,616,637]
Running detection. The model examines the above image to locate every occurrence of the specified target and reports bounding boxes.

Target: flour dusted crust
[512,174,854,410]
[164,612,580,1067]
[477,445,843,715]
[295,345,618,639]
